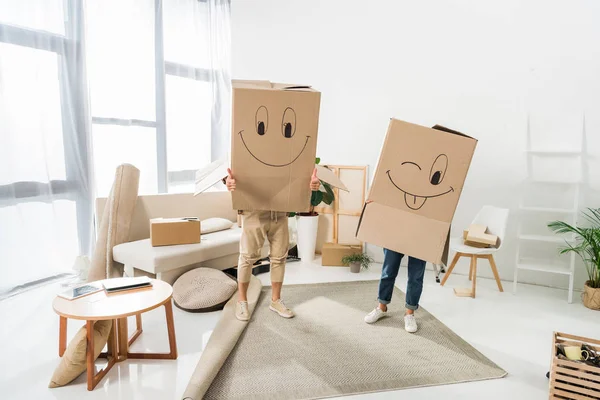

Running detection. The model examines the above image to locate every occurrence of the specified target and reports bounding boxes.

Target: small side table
[52,278,178,390]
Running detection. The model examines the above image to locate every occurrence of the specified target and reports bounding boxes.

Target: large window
[0,0,90,293]
[0,0,228,294]
[88,0,215,197]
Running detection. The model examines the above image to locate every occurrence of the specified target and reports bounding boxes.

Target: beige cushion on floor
[201,218,234,234]
[173,268,237,312]
[48,320,113,388]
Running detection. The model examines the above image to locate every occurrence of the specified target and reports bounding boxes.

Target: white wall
[231,0,600,290]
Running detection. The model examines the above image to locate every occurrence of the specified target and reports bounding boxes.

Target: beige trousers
[237,211,289,284]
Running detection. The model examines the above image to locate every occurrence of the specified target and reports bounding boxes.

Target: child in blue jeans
[364,248,426,333]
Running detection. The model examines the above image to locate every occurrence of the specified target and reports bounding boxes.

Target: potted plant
[293,158,335,262]
[548,208,600,310]
[342,253,374,273]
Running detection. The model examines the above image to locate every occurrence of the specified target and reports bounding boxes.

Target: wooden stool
[440,252,504,298]
[53,278,178,390]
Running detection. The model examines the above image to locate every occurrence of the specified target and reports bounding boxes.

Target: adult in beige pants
[226,168,320,321]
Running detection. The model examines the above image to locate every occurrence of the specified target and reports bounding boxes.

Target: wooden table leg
[165,300,178,359]
[117,317,129,361]
[86,320,95,391]
[128,314,143,347]
[86,320,118,391]
[127,299,178,360]
[59,316,67,357]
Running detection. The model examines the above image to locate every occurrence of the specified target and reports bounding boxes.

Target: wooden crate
[550,332,600,399]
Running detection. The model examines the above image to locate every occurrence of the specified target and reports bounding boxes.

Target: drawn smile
[386,170,454,210]
[238,130,310,167]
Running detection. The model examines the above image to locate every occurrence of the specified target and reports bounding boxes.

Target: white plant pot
[296,215,319,262]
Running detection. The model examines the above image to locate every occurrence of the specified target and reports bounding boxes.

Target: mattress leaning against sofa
[113,226,244,284]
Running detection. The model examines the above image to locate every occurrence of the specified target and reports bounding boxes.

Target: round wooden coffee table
[52,278,177,390]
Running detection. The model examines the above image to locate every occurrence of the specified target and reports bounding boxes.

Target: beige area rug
[204,280,507,400]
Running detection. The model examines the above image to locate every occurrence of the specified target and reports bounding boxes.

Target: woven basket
[582,282,600,311]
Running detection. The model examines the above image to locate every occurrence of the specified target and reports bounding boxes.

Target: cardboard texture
[356,119,477,265]
[315,165,349,192]
[462,229,489,248]
[321,243,363,267]
[230,80,321,212]
[150,217,201,247]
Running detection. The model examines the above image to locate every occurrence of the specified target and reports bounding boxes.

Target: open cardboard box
[356,119,477,265]
[195,80,347,211]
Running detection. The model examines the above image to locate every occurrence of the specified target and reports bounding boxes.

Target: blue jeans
[378,249,426,310]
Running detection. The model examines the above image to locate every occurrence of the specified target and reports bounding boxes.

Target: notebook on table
[102,276,153,293]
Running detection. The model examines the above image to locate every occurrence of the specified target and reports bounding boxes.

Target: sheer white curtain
[0,0,231,296]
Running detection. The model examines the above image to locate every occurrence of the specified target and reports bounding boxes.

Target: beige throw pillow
[48,320,113,388]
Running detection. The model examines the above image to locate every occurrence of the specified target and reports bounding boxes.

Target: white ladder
[512,117,585,303]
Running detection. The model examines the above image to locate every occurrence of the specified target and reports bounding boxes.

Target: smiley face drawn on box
[370,119,477,223]
[231,80,321,212]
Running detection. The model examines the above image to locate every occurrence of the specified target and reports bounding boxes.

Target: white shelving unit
[513,122,585,304]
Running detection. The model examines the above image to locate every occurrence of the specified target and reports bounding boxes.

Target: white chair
[440,205,509,298]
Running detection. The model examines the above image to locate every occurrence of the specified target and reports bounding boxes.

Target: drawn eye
[255,106,268,136]
[429,154,448,185]
[282,107,296,138]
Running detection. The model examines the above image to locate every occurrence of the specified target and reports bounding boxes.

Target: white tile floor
[1,258,598,400]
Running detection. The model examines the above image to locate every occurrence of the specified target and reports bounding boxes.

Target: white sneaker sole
[269,305,294,318]
[364,314,387,324]
[235,314,250,322]
[405,326,418,333]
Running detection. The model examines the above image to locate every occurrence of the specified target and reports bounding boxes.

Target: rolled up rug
[182,275,262,400]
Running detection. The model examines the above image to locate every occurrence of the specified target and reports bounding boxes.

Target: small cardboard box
[230,80,321,212]
[356,119,477,265]
[321,243,363,267]
[150,217,201,247]
[462,229,489,248]
[465,224,498,246]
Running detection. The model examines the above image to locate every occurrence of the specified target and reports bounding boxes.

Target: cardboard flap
[316,165,349,192]
[194,159,229,196]
[431,124,475,140]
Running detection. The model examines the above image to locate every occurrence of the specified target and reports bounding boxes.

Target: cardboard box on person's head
[356,119,477,265]
[230,80,321,212]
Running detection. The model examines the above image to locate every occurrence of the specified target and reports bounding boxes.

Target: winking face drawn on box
[356,118,477,265]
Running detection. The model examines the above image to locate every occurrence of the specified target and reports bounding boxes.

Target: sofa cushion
[201,218,234,234]
[173,268,237,312]
[113,226,242,274]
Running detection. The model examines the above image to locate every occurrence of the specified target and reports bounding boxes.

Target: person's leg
[405,257,426,314]
[236,211,266,320]
[267,212,293,318]
[377,249,403,311]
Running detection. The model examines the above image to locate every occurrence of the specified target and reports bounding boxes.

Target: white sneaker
[404,314,418,333]
[364,307,387,324]
[236,301,250,321]
[269,299,295,318]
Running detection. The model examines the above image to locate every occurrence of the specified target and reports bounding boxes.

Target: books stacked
[102,277,153,293]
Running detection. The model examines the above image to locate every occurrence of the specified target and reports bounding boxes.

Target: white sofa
[96,191,268,284]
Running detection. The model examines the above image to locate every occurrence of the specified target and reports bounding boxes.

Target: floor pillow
[173,268,237,313]
[49,320,113,388]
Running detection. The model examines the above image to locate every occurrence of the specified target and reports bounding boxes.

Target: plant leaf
[323,182,335,200]
[311,190,323,207]
[322,192,334,205]
[315,157,321,165]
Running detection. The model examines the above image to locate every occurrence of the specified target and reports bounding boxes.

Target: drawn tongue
[405,193,427,210]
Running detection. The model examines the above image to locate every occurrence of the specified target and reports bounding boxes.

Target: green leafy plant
[341,253,374,270]
[292,157,335,217]
[548,208,600,289]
